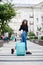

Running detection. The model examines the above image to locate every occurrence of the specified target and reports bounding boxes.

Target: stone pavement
[0,40,43,65]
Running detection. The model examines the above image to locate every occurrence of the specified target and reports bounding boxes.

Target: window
[36,18,38,21]
[41,16,43,22]
[29,16,33,18]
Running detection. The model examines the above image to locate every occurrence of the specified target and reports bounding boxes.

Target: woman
[19,19,31,54]
[11,19,31,55]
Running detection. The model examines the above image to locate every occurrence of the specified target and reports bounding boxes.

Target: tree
[0,3,16,34]
[0,0,1,1]
[3,25,13,33]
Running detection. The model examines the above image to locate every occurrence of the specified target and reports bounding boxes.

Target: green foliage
[0,24,13,34]
[29,36,34,40]
[33,36,38,39]
[40,36,43,40]
[0,3,16,20]
[0,0,1,1]
[29,36,38,40]
[28,32,35,36]
[3,25,13,33]
[27,36,38,40]
[0,38,2,40]
[0,3,16,34]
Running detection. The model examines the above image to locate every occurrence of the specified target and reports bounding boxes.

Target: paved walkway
[0,40,43,65]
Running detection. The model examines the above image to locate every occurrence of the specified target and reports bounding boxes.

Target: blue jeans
[21,31,27,50]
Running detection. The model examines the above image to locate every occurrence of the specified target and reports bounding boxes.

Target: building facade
[9,2,43,35]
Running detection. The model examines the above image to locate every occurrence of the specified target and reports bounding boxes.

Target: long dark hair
[22,19,28,27]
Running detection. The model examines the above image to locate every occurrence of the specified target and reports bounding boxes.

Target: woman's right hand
[18,30,23,37]
[20,30,23,34]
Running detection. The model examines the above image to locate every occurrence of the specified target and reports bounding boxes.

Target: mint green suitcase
[16,42,26,56]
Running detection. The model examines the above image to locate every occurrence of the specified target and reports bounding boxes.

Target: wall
[9,6,43,35]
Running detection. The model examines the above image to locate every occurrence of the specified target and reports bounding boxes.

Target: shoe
[11,49,14,54]
[26,51,32,54]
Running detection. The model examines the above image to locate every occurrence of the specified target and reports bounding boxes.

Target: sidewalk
[0,40,43,55]
[0,40,43,65]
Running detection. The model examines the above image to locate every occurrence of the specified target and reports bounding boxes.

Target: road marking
[0,60,43,62]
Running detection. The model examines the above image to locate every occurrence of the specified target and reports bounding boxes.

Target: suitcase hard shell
[16,42,26,56]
